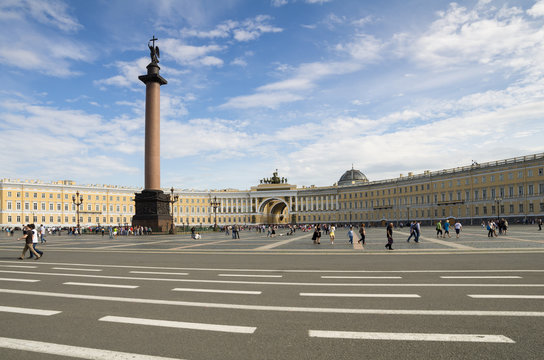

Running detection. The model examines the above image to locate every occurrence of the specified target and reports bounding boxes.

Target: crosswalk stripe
[99,315,256,334]
[172,288,261,295]
[321,276,402,279]
[300,293,420,298]
[130,271,188,276]
[0,264,37,269]
[1,269,543,287]
[441,276,522,279]
[53,267,103,272]
[0,305,60,316]
[1,261,543,273]
[0,288,542,317]
[0,336,182,359]
[63,282,139,289]
[468,294,544,299]
[218,274,283,278]
[308,330,515,343]
[0,278,39,283]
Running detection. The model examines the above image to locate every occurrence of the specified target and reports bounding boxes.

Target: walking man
[454,220,462,238]
[28,224,43,259]
[385,222,394,250]
[17,225,41,260]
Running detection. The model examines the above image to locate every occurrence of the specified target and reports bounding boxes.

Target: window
[33,202,38,210]
[528,169,533,177]
[42,193,46,198]
[481,177,486,183]
[518,186,524,196]
[528,184,534,195]
[509,186,514,197]
[509,204,514,213]
[474,190,479,200]
[482,189,487,200]
[24,202,29,210]
[490,175,495,182]
[519,204,524,213]
[539,168,543,176]
[518,171,523,179]
[8,216,12,223]
[7,201,12,210]
[16,202,21,210]
[33,193,37,198]
[529,203,534,212]
[7,191,11,197]
[483,206,487,215]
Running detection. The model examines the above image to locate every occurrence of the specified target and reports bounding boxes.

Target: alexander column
[132,36,173,233]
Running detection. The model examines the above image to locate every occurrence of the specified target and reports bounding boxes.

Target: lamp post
[210,196,220,231]
[169,187,179,234]
[72,191,83,233]
[495,197,502,221]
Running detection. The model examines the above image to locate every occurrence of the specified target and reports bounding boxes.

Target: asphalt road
[0,226,542,359]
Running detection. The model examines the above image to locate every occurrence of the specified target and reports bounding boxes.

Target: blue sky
[1,0,544,190]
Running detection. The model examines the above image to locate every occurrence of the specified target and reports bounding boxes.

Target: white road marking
[300,293,420,298]
[440,276,522,279]
[172,288,261,295]
[1,269,543,287]
[52,267,102,272]
[63,282,139,289]
[1,260,543,273]
[0,264,37,269]
[0,305,60,316]
[130,271,188,276]
[254,234,309,250]
[396,230,475,250]
[308,330,515,343]
[99,315,256,334]
[0,288,542,317]
[0,336,182,359]
[468,294,544,299]
[321,276,402,279]
[218,274,283,278]
[0,278,39,283]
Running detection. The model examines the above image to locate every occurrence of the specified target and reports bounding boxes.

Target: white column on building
[335,195,339,210]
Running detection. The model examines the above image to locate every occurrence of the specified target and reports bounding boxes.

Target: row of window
[4,202,133,213]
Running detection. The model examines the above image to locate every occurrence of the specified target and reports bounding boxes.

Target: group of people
[17,224,44,260]
[435,220,463,239]
[483,219,508,237]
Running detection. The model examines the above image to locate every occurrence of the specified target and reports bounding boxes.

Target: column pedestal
[133,190,172,233]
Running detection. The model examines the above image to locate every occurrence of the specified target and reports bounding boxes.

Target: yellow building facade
[1,153,543,228]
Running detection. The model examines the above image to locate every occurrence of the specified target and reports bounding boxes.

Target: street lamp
[210,196,220,231]
[72,191,83,233]
[495,197,502,221]
[169,187,179,234]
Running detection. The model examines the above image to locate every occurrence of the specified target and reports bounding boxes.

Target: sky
[1,0,544,191]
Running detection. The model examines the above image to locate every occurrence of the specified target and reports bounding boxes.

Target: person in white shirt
[454,221,462,238]
[28,224,43,259]
[39,224,46,244]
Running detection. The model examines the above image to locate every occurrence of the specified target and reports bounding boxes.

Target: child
[347,226,354,245]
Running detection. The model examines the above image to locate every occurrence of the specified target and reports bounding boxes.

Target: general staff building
[1,153,543,228]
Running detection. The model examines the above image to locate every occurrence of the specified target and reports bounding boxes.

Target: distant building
[1,153,543,228]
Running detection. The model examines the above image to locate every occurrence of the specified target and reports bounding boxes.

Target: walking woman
[358,223,366,245]
[329,224,335,244]
[312,225,321,244]
[385,222,394,250]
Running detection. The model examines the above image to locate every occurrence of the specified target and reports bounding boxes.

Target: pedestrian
[443,220,451,238]
[39,224,46,244]
[436,220,443,238]
[385,222,394,250]
[28,224,44,259]
[17,224,41,260]
[538,218,542,231]
[358,223,366,245]
[406,221,415,242]
[312,225,321,244]
[454,221,462,238]
[487,221,494,237]
[329,224,335,244]
[414,221,421,243]
[347,226,354,245]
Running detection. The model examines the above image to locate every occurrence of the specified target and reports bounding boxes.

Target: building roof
[338,167,369,186]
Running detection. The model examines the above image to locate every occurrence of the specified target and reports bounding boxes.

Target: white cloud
[161,38,224,67]
[528,0,544,17]
[180,15,282,42]
[271,0,288,7]
[0,0,90,77]
[220,92,304,109]
[408,2,544,72]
